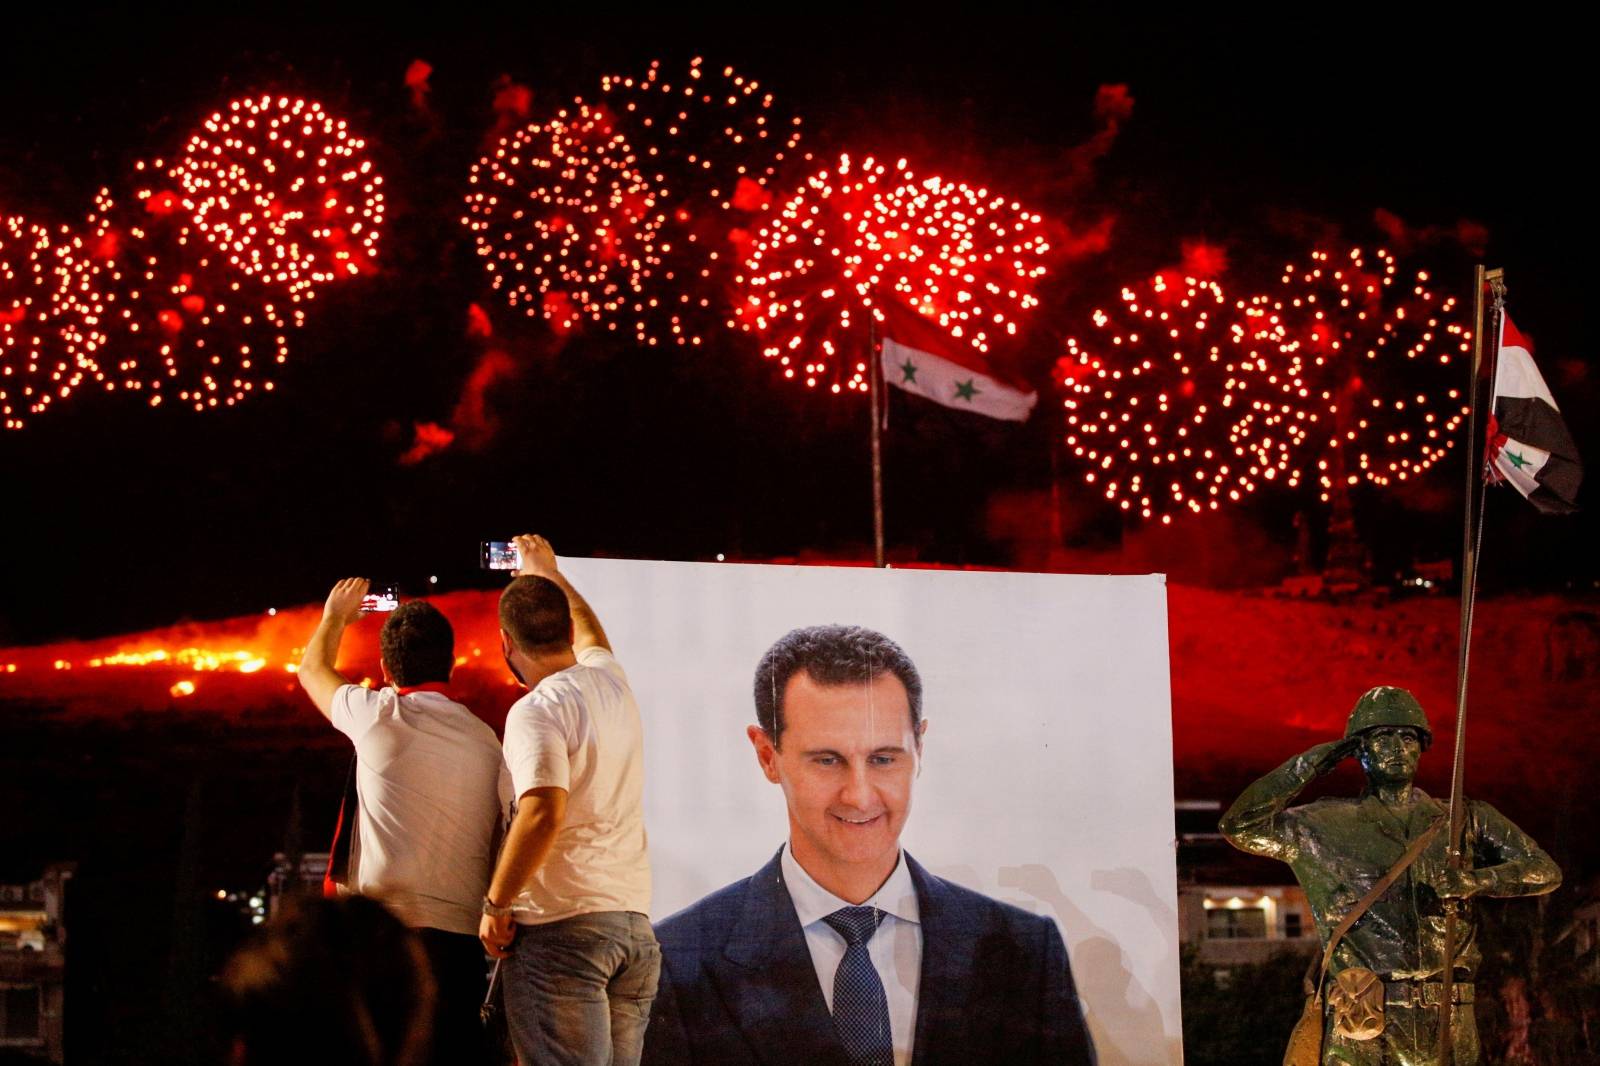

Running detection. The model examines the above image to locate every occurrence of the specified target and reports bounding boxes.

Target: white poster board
[563,558,1181,1066]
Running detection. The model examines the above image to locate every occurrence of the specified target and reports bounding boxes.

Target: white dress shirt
[781,844,922,1066]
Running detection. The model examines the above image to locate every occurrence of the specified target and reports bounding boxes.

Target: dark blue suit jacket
[643,850,1097,1065]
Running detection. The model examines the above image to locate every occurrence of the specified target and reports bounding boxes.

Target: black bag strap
[1303,814,1446,997]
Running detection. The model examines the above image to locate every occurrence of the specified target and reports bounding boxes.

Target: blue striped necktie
[824,906,893,1066]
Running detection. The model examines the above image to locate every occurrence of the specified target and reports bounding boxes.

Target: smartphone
[480,541,520,571]
[361,582,400,613]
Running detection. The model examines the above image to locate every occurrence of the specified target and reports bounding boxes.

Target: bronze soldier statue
[1221,686,1561,1065]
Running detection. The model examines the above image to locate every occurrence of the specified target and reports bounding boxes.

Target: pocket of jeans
[623,940,662,1001]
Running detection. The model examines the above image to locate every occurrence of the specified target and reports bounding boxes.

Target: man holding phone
[478,536,658,1066]
[299,578,508,1066]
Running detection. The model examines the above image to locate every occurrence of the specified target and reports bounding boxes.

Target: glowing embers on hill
[464,58,804,346]
[20,642,294,703]
[0,95,385,427]
[1058,249,1470,522]
[737,153,1050,394]
[0,596,519,720]
[1059,274,1301,524]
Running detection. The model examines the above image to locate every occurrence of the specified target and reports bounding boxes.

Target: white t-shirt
[502,646,651,923]
[332,684,511,935]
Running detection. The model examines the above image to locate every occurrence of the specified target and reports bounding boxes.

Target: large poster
[563,558,1181,1065]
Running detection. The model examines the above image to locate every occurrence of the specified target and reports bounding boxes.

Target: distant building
[0,863,73,1063]
[1176,800,1317,971]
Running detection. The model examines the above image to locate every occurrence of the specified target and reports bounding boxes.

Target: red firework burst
[149,95,385,296]
[1058,248,1471,521]
[1058,273,1307,523]
[71,188,302,412]
[1238,247,1470,500]
[737,153,1050,393]
[2,95,384,425]
[0,216,108,428]
[463,58,804,346]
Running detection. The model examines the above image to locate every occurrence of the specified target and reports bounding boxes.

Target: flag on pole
[877,303,1037,422]
[1487,313,1582,513]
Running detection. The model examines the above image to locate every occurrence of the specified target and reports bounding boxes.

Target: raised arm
[1220,737,1357,862]
[513,534,611,653]
[480,786,569,958]
[297,578,370,719]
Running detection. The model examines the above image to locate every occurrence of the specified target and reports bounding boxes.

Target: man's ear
[914,718,928,775]
[379,659,394,687]
[747,724,782,785]
[499,629,513,657]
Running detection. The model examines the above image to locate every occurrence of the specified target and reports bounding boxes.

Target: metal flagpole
[869,318,886,568]
[1437,265,1504,1063]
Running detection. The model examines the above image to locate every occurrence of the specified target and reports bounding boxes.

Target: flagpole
[869,318,886,568]
[1437,265,1504,1063]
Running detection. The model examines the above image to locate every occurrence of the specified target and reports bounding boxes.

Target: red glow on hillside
[5,583,1590,837]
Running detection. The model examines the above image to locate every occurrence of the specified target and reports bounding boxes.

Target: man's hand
[322,577,371,626]
[1436,867,1485,900]
[480,911,516,959]
[513,534,559,579]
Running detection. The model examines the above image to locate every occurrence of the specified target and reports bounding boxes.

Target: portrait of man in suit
[643,623,1097,1066]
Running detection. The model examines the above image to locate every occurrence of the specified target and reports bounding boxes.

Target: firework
[2,95,384,425]
[150,95,385,297]
[1059,273,1308,523]
[2,218,70,427]
[0,215,116,429]
[737,153,1050,393]
[1238,247,1470,500]
[463,58,804,346]
[69,188,303,412]
[1058,248,1470,522]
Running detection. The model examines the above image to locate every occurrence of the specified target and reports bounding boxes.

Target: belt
[1384,980,1474,1007]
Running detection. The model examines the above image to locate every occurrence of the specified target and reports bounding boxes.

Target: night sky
[3,7,1595,647]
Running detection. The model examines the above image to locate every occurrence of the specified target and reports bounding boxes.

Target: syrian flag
[877,303,1038,422]
[1487,313,1582,513]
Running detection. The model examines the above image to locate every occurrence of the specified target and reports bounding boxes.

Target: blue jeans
[503,911,661,1066]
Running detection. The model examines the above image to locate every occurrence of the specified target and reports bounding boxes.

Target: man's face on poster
[749,670,926,884]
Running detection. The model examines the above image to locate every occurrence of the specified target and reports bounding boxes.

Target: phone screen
[361,583,400,613]
[481,541,520,571]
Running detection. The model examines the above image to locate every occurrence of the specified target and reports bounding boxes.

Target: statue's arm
[1220,740,1353,861]
[1464,801,1562,898]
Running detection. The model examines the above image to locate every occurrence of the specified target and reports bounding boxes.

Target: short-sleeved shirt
[332,684,511,935]
[501,646,651,923]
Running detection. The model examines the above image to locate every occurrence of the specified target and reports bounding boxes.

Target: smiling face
[748,670,925,900]
[1358,725,1423,788]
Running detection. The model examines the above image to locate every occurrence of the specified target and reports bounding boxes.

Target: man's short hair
[753,624,923,747]
[378,601,455,688]
[499,576,572,652]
